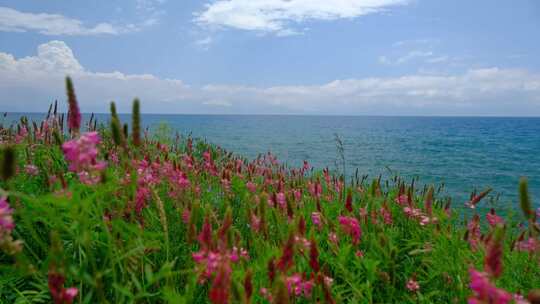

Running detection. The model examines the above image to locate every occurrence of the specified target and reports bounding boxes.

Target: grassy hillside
[0,78,539,303]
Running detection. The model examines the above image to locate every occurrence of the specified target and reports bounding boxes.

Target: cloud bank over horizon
[1,40,539,116]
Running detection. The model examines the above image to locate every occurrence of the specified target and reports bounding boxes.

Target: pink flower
[250,214,261,232]
[486,209,504,227]
[62,132,106,185]
[328,232,338,244]
[403,206,422,219]
[276,192,286,209]
[303,160,310,171]
[513,294,529,304]
[406,278,420,292]
[467,215,482,250]
[516,237,538,253]
[260,288,273,302]
[48,272,78,304]
[0,197,15,233]
[293,189,302,202]
[395,194,409,205]
[380,207,393,225]
[182,209,191,224]
[338,216,361,244]
[25,164,39,176]
[311,212,322,228]
[468,269,512,304]
[246,181,257,193]
[285,274,314,298]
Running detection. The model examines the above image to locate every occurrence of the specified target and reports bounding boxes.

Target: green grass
[0,80,539,303]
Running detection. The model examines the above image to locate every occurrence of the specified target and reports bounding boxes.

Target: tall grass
[0,79,539,303]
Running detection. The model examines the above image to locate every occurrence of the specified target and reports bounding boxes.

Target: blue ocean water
[4,113,540,209]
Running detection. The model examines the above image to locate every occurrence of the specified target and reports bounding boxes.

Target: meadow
[0,78,539,303]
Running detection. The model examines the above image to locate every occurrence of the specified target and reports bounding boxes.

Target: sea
[4,113,540,211]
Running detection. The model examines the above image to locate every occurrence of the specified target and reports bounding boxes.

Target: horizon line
[4,111,540,119]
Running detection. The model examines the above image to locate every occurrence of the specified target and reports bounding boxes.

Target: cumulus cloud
[1,40,540,115]
[0,6,137,35]
[195,0,409,35]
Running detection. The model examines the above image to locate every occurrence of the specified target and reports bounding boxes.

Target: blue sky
[1,0,539,115]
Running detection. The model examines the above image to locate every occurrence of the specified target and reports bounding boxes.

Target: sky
[0,0,539,116]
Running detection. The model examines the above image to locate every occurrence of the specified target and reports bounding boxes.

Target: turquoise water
[4,113,540,208]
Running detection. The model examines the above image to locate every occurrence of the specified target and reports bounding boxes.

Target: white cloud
[1,40,540,115]
[195,0,409,35]
[135,0,167,26]
[425,55,448,64]
[379,50,435,65]
[0,6,138,36]
[195,36,214,49]
[396,51,433,64]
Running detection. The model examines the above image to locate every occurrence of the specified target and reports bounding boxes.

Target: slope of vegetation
[0,78,539,303]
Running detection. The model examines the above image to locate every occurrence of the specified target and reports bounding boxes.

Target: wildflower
[308,179,323,199]
[380,207,393,225]
[311,212,322,228]
[338,216,361,244]
[516,237,538,253]
[285,274,314,298]
[62,132,106,185]
[246,181,257,193]
[466,215,482,250]
[15,126,28,143]
[293,189,302,202]
[395,194,409,205]
[260,288,273,302]
[0,197,15,233]
[182,209,190,224]
[355,250,364,258]
[465,188,492,209]
[486,209,504,227]
[0,197,21,255]
[513,293,529,304]
[328,232,339,244]
[24,165,39,176]
[48,271,79,304]
[276,192,286,209]
[303,160,310,171]
[323,276,334,287]
[468,269,512,304]
[406,278,420,292]
[403,206,422,219]
[250,213,261,232]
[419,215,438,226]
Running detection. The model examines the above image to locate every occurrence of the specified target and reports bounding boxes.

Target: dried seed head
[132,98,141,147]
[65,77,81,134]
[519,177,533,221]
[1,146,15,181]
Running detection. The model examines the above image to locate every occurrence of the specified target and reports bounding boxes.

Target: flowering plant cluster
[0,79,539,303]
